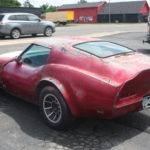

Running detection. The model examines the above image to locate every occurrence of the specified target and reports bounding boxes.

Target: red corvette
[0,37,150,130]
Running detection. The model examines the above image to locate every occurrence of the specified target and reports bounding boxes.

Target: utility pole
[108,0,111,23]
[24,0,30,7]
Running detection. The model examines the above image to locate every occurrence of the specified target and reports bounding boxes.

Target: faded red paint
[58,2,106,23]
[0,37,150,119]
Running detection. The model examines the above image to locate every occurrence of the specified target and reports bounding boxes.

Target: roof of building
[58,2,105,10]
[99,0,147,15]
[0,7,42,15]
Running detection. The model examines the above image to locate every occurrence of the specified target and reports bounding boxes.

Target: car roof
[34,37,100,48]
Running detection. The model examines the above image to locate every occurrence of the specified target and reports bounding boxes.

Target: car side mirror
[36,19,41,22]
[16,57,22,65]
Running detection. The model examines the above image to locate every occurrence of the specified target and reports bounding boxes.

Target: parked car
[0,37,150,130]
[0,13,55,39]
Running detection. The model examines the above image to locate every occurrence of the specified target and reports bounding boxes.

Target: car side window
[20,44,51,67]
[16,15,28,21]
[9,15,17,20]
[9,15,28,21]
[27,15,40,21]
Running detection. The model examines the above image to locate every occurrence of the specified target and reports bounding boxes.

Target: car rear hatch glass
[0,15,4,21]
[74,41,133,58]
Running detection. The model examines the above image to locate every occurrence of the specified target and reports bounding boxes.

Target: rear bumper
[111,97,142,119]
[88,95,146,119]
[80,96,143,119]
[108,93,150,119]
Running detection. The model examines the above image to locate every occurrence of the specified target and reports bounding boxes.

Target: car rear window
[0,15,4,21]
[74,41,133,58]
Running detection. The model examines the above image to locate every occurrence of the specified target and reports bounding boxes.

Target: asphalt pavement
[0,24,150,150]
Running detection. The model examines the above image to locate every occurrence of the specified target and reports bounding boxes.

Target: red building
[98,0,149,23]
[58,2,106,23]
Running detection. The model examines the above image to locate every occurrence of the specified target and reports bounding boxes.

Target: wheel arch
[45,26,54,32]
[11,27,22,34]
[36,79,79,117]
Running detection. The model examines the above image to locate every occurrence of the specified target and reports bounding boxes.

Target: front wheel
[44,27,52,37]
[39,86,75,130]
[11,29,21,39]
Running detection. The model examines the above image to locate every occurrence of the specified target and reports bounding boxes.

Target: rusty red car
[0,37,150,130]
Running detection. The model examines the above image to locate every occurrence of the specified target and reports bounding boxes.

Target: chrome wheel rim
[43,94,62,123]
[45,28,52,36]
[12,29,20,39]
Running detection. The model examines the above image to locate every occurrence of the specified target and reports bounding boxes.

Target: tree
[0,0,21,7]
[78,0,87,3]
[41,4,57,13]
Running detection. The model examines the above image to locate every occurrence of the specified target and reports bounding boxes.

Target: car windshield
[74,41,133,58]
[0,15,4,21]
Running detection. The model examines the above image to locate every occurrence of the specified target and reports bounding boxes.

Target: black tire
[44,27,52,37]
[11,29,21,39]
[39,86,75,130]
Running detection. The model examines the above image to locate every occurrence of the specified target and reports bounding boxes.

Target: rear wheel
[11,29,20,39]
[39,86,75,130]
[44,27,52,37]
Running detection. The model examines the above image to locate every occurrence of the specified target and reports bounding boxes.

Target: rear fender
[37,77,79,117]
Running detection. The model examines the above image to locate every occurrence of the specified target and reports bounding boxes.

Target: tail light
[118,91,137,100]
[118,83,137,100]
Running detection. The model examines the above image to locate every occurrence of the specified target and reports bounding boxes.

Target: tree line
[0,0,88,13]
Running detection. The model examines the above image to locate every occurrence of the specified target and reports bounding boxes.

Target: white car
[0,13,56,39]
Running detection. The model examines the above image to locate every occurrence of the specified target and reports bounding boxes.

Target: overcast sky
[18,0,150,7]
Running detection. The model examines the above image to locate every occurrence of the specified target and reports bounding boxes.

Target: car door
[8,15,30,34]
[1,44,51,101]
[27,15,42,34]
